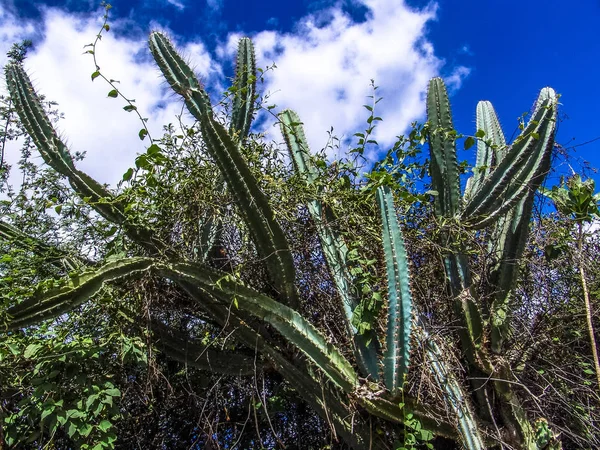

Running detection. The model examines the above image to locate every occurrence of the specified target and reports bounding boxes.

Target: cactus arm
[198,38,257,262]
[197,212,223,262]
[176,282,377,450]
[268,353,375,450]
[0,220,92,270]
[465,101,507,199]
[423,334,485,450]
[5,257,153,330]
[5,63,122,224]
[229,37,256,143]
[279,109,380,380]
[4,63,74,173]
[427,77,461,218]
[148,32,213,119]
[462,89,557,229]
[356,390,458,440]
[426,78,485,368]
[150,32,297,307]
[5,63,161,251]
[279,110,319,184]
[376,186,412,394]
[488,193,535,353]
[156,260,358,392]
[199,116,298,306]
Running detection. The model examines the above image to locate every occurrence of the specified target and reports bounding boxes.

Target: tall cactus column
[426,77,558,449]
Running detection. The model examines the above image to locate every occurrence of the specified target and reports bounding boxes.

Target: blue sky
[1,0,599,188]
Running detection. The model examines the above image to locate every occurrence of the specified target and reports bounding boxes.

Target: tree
[1,18,598,450]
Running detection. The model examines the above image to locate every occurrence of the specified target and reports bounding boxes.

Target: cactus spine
[377,185,413,393]
[279,109,380,381]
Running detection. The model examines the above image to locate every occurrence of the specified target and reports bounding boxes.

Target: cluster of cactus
[1,30,559,449]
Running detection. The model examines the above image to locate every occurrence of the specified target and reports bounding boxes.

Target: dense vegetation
[1,9,599,450]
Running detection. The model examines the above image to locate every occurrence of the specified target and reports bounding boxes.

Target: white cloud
[0,6,214,187]
[240,0,460,159]
[0,0,470,189]
[166,0,186,11]
[444,66,471,93]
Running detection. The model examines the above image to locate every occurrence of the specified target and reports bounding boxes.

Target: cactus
[279,109,380,381]
[2,30,563,450]
[149,32,298,307]
[229,37,256,143]
[377,185,413,394]
[426,77,557,446]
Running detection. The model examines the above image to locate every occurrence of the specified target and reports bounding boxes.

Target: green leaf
[7,343,20,355]
[67,409,86,419]
[419,429,434,441]
[123,105,137,112]
[105,388,121,397]
[138,128,148,140]
[56,409,67,425]
[41,406,55,421]
[91,71,100,81]
[464,136,475,150]
[103,24,110,31]
[107,89,118,98]
[24,343,42,358]
[475,129,486,138]
[98,419,112,432]
[67,421,77,437]
[86,394,99,409]
[79,423,93,437]
[93,402,104,417]
[122,168,134,181]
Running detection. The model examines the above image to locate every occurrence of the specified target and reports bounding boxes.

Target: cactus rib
[230,37,256,142]
[427,77,461,218]
[462,89,557,228]
[279,109,380,380]
[377,186,413,394]
[6,258,153,330]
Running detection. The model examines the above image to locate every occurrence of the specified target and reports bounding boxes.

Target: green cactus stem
[424,335,485,450]
[279,109,380,380]
[229,37,257,143]
[461,88,557,229]
[0,220,91,271]
[5,63,161,252]
[6,258,153,330]
[464,101,506,199]
[150,32,298,307]
[427,77,461,219]
[376,185,413,394]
